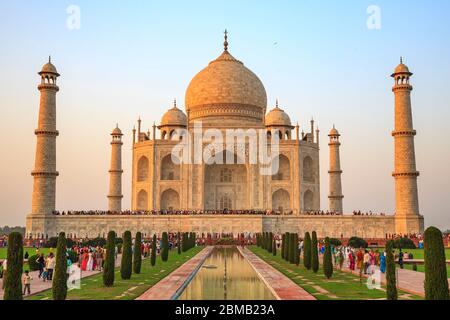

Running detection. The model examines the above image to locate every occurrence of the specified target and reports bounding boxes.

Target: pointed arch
[137,156,149,181]
[303,156,314,182]
[137,190,148,210]
[160,189,180,211]
[303,190,314,211]
[161,154,180,180]
[272,154,290,181]
[272,189,290,212]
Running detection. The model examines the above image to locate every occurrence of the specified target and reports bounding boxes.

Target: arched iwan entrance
[272,189,290,213]
[160,189,180,211]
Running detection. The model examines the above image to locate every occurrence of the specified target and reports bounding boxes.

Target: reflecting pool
[178,247,276,300]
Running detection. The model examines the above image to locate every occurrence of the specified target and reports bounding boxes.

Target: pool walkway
[238,247,315,300]
[342,263,450,297]
[137,246,214,300]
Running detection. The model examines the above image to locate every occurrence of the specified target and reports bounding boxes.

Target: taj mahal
[25,33,424,239]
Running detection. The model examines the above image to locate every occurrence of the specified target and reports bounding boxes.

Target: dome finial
[174,98,177,108]
[224,29,229,51]
[400,56,403,64]
[276,98,279,108]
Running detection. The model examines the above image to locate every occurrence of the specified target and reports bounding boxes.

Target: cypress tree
[177,232,181,255]
[311,231,319,273]
[284,232,290,261]
[289,233,295,263]
[386,240,398,300]
[161,232,169,262]
[262,232,266,250]
[103,231,115,287]
[268,232,273,253]
[120,231,132,280]
[323,237,333,279]
[133,232,142,274]
[281,234,286,259]
[294,233,300,266]
[150,234,157,267]
[4,232,23,300]
[182,233,187,252]
[52,232,68,300]
[424,227,449,300]
[303,232,312,270]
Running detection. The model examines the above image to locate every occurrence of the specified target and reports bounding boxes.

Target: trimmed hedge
[52,232,68,300]
[303,232,311,270]
[311,231,319,273]
[386,240,398,300]
[323,237,333,279]
[103,231,115,287]
[120,231,132,280]
[424,227,449,300]
[150,234,157,267]
[4,232,23,300]
[133,232,142,274]
[348,236,368,249]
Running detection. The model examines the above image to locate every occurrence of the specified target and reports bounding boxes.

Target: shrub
[46,237,58,248]
[348,236,368,249]
[272,237,277,256]
[393,237,416,249]
[120,231,132,280]
[27,254,39,271]
[67,250,77,263]
[323,237,333,279]
[103,231,115,287]
[311,231,319,273]
[424,227,449,300]
[268,232,273,253]
[133,232,142,274]
[4,232,23,300]
[117,243,122,254]
[161,232,169,262]
[386,240,398,300]
[150,234,157,267]
[216,237,238,245]
[289,233,295,264]
[329,238,342,247]
[412,264,418,272]
[53,232,68,300]
[303,232,311,270]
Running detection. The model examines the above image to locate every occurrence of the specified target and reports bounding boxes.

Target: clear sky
[0,0,449,229]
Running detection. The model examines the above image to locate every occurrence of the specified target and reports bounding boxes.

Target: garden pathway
[0,255,121,300]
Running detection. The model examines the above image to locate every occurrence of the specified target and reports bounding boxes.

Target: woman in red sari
[81,249,89,271]
[348,251,355,270]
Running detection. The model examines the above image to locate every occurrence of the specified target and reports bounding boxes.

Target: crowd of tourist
[51,209,285,216]
[303,210,342,216]
[352,210,387,216]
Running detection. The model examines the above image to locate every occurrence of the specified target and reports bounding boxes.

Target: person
[379,251,386,273]
[22,270,33,295]
[1,259,6,289]
[348,251,355,271]
[46,253,55,280]
[95,248,103,271]
[86,250,94,271]
[363,250,370,274]
[356,248,364,272]
[81,249,89,271]
[398,249,404,269]
[36,254,45,279]
[338,250,344,270]
[0,261,3,279]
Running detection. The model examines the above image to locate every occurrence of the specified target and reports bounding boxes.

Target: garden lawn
[0,247,55,260]
[27,246,203,300]
[395,248,450,274]
[250,246,422,300]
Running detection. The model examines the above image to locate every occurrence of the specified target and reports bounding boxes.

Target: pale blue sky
[0,0,449,229]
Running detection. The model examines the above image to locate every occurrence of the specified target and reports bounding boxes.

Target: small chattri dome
[265,102,292,127]
[39,57,59,76]
[112,125,122,135]
[160,101,187,127]
[329,126,340,136]
[392,57,412,76]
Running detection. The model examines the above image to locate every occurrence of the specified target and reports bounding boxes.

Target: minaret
[108,125,123,212]
[328,126,344,213]
[31,57,60,215]
[391,58,422,234]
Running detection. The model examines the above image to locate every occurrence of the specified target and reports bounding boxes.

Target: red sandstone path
[238,247,316,300]
[342,263,450,297]
[137,246,214,300]
[0,255,121,300]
